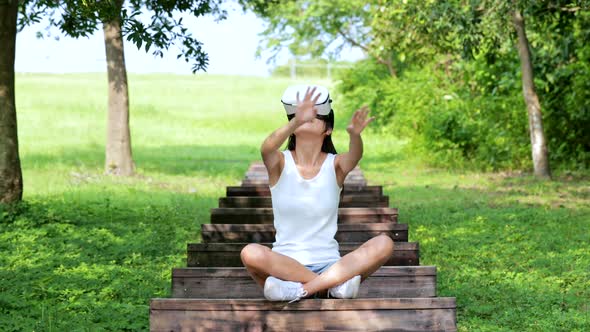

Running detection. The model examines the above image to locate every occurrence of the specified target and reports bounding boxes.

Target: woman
[240,85,395,303]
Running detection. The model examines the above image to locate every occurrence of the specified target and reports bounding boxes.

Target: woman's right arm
[260,118,300,178]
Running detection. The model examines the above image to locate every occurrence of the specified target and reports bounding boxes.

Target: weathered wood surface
[219,195,389,208]
[210,207,398,224]
[227,185,383,197]
[201,223,408,243]
[172,266,436,298]
[187,242,419,267]
[150,298,457,332]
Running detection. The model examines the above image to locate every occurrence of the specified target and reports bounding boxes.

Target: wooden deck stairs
[150,161,457,331]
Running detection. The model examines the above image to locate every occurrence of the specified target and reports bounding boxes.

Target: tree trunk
[512,9,551,179]
[0,0,23,203]
[382,58,397,78]
[102,0,134,176]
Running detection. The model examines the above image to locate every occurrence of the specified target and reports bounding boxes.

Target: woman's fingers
[351,106,372,127]
[312,91,321,104]
[358,106,370,119]
[305,86,316,101]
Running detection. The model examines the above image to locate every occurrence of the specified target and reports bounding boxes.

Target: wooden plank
[219,195,389,208]
[150,298,457,331]
[227,185,383,197]
[201,223,408,243]
[173,265,434,278]
[210,207,398,224]
[151,297,456,310]
[172,266,436,298]
[187,242,419,267]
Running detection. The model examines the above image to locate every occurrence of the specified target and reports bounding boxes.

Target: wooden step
[171,266,436,298]
[227,185,383,197]
[201,223,408,243]
[219,195,390,208]
[187,242,419,267]
[210,207,398,224]
[150,298,457,331]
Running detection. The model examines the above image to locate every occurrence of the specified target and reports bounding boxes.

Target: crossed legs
[240,234,395,298]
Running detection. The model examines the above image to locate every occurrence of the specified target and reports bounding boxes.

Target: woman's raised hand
[294,86,321,126]
[346,105,375,136]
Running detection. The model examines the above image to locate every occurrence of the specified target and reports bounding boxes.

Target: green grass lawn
[1,73,588,331]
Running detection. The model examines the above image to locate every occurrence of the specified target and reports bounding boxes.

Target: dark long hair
[285,109,337,154]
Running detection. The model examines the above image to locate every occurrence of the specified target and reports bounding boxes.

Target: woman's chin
[294,131,324,140]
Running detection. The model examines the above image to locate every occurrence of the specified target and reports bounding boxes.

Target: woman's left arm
[347,132,363,162]
[337,105,375,175]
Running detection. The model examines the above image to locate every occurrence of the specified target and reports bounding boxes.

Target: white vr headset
[281,85,332,116]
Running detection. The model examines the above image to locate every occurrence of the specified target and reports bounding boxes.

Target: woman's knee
[373,234,394,259]
[240,243,269,267]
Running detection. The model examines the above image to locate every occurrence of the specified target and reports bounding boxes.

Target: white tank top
[269,149,343,265]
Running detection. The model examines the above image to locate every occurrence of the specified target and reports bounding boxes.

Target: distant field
[0,73,588,331]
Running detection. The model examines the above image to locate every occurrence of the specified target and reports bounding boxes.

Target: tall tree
[103,0,134,175]
[512,8,551,178]
[0,0,22,203]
